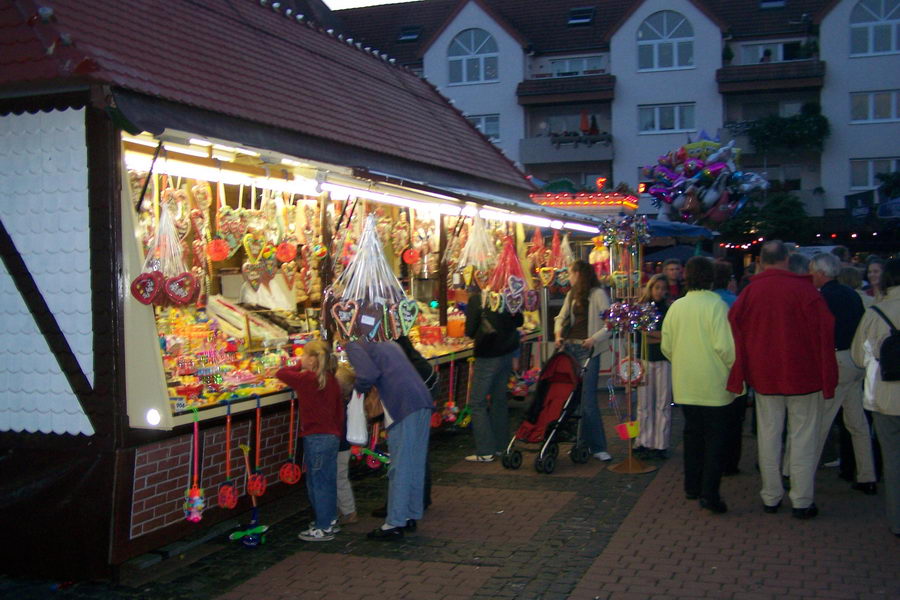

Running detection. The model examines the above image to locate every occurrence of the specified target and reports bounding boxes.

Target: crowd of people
[273,242,898,543]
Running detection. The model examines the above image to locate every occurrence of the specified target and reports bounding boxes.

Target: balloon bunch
[642,133,768,225]
[603,301,660,334]
[597,215,651,247]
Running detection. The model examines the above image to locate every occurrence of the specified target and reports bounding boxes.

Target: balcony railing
[520,133,613,165]
[517,75,616,105]
[716,60,825,93]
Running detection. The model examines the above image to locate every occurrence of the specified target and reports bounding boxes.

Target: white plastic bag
[346,390,368,445]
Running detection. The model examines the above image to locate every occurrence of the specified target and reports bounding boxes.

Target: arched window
[637,11,694,71]
[850,0,900,55]
[448,28,499,84]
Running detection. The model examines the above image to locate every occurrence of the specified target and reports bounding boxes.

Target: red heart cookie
[165,272,197,305]
[130,271,164,305]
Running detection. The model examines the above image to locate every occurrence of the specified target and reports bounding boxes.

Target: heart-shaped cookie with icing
[488,291,504,312]
[507,275,525,296]
[242,261,264,291]
[165,272,197,305]
[242,231,265,263]
[281,261,297,288]
[130,271,164,305]
[397,298,419,335]
[504,287,524,314]
[538,267,556,287]
[331,300,359,339]
[524,289,539,312]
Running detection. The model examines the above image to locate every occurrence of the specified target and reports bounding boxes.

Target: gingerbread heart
[191,183,213,211]
[260,254,278,287]
[357,302,384,341]
[555,269,570,287]
[192,239,206,267]
[524,289,539,312]
[242,231,265,263]
[488,291,504,312]
[331,300,359,339]
[130,271,164,305]
[538,267,556,287]
[462,265,475,287]
[190,208,209,238]
[384,304,400,339]
[242,261,264,291]
[397,298,419,335]
[218,206,247,259]
[281,261,297,288]
[507,275,525,296]
[165,272,197,305]
[473,269,488,289]
[504,287,524,314]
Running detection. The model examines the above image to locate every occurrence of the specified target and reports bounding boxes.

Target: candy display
[486,237,528,314]
[456,215,497,288]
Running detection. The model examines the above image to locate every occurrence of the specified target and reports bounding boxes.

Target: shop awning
[646,219,713,239]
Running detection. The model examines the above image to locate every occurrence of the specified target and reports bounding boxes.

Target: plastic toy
[183,407,205,522]
[218,401,239,509]
[228,443,269,548]
[278,393,303,484]
[247,396,267,497]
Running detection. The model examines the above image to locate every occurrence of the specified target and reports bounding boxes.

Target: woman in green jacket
[662,256,736,514]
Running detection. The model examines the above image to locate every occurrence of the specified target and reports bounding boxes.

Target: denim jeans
[386,407,431,528]
[469,351,515,455]
[303,434,339,529]
[564,343,608,453]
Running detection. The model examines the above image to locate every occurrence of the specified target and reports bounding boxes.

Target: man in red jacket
[728,241,838,519]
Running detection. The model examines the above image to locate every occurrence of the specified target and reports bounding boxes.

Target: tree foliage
[718,192,813,242]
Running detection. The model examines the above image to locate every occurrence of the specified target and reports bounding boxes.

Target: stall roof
[646,219,713,239]
[0,0,533,194]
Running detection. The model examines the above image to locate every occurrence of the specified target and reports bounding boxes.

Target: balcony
[520,133,613,166]
[716,60,825,94]
[517,75,616,105]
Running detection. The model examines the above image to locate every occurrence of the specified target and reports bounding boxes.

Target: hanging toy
[442,356,458,424]
[278,393,303,485]
[228,443,269,548]
[456,357,475,428]
[184,408,206,523]
[247,395,267,497]
[218,401,239,510]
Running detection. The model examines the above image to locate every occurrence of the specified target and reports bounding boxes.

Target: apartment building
[333,0,900,219]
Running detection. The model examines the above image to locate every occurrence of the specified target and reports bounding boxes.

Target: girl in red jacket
[276,340,345,542]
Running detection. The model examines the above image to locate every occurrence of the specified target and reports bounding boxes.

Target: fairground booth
[0,0,619,579]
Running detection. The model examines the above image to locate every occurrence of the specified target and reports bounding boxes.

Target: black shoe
[699,498,728,514]
[792,504,819,520]
[851,482,877,495]
[404,519,417,532]
[763,500,782,514]
[367,526,404,540]
[371,506,387,518]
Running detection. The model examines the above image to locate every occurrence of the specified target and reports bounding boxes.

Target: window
[741,41,804,63]
[568,7,595,26]
[550,56,603,77]
[397,26,421,42]
[467,114,500,140]
[850,0,900,56]
[851,90,900,121]
[850,157,900,188]
[760,1,787,8]
[639,103,695,133]
[448,29,498,84]
[637,11,694,71]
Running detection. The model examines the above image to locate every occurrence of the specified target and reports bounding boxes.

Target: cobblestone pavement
[3,396,899,600]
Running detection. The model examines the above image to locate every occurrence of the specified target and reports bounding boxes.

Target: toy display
[218,401,239,509]
[183,408,206,523]
[278,393,303,485]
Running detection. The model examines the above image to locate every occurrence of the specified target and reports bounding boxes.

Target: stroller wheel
[545,443,560,460]
[536,454,556,474]
[501,453,511,468]
[571,446,591,464]
[508,450,522,469]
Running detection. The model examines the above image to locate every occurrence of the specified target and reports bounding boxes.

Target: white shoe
[308,519,340,533]
[298,527,335,542]
[593,452,612,461]
[465,454,495,462]
[823,459,840,468]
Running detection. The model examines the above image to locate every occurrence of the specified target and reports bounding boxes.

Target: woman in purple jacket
[344,340,433,540]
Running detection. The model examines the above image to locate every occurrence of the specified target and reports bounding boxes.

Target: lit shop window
[850,157,900,188]
[448,28,499,84]
[637,10,694,71]
[467,114,500,140]
[850,0,900,56]
[638,103,695,133]
[851,90,900,122]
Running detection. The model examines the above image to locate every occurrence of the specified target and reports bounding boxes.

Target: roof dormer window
[760,1,787,8]
[568,7,595,26]
[398,26,422,42]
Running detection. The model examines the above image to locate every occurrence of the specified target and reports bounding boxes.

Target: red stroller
[501,351,592,474]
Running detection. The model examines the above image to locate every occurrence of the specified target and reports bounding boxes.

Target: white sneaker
[465,454,495,462]
[823,459,840,468]
[298,527,335,542]
[308,519,340,533]
[593,452,612,461]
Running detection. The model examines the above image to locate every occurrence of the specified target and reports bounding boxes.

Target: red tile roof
[0,0,532,191]
[336,0,835,61]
